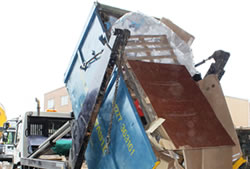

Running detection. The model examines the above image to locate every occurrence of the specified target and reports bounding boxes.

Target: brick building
[44,87,72,112]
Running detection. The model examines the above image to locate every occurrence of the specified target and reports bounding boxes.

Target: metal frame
[21,157,67,169]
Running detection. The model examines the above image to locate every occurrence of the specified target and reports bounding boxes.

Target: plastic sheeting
[112,12,198,76]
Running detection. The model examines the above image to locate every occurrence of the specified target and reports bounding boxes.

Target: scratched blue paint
[64,3,108,119]
[64,3,156,168]
[63,3,119,168]
[85,69,157,169]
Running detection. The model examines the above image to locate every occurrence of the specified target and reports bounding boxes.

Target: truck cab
[1,118,18,162]
[13,111,73,168]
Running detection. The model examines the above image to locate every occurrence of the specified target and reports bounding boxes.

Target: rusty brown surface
[128,60,234,149]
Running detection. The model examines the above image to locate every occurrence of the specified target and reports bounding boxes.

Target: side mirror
[2,131,8,143]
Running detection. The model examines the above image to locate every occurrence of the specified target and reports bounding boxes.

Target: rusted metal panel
[128,60,234,149]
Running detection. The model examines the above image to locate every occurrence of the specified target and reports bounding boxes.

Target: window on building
[61,96,68,106]
[48,99,54,109]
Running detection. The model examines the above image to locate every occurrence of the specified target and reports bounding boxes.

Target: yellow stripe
[233,157,246,169]
[0,106,7,126]
[0,106,7,137]
[152,161,160,169]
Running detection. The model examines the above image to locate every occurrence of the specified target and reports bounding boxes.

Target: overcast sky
[0,0,249,119]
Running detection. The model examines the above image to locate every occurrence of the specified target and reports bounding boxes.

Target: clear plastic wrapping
[112,12,198,76]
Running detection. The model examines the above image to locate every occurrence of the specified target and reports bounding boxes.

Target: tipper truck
[19,2,245,169]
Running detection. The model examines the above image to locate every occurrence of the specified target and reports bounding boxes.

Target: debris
[112,12,198,76]
[127,60,234,149]
[160,17,195,46]
[62,3,238,169]
[198,75,242,160]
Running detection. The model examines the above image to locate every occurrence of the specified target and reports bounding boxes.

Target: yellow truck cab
[0,103,7,136]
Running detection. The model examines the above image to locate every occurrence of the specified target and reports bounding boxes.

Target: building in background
[226,96,250,128]
[44,87,72,112]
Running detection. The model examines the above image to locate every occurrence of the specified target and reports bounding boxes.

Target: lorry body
[13,111,72,168]
[20,2,242,169]
[64,2,242,169]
